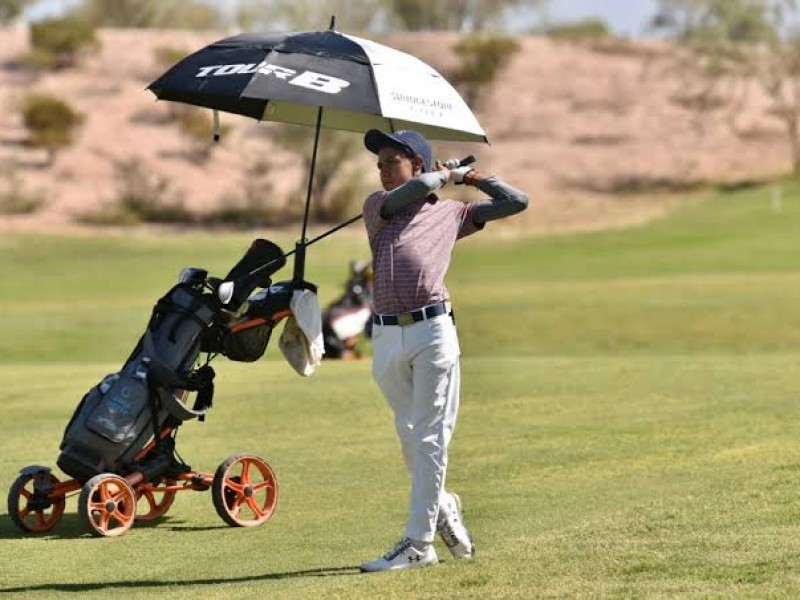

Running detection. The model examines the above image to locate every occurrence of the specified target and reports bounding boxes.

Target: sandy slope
[0,27,789,233]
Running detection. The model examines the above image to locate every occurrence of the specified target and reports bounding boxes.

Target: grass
[1,181,800,597]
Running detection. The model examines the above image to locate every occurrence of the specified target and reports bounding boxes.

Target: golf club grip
[459,155,476,167]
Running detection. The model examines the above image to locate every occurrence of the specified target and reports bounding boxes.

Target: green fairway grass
[1,181,800,598]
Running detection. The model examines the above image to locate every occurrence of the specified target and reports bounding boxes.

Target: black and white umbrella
[148,20,488,278]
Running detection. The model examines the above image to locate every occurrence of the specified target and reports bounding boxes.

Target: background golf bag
[322,260,373,359]
[57,239,289,483]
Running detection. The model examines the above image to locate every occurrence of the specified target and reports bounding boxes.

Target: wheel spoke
[246,497,265,518]
[243,459,258,486]
[252,481,273,492]
[112,508,127,524]
[225,479,244,494]
[35,511,47,526]
[20,488,32,500]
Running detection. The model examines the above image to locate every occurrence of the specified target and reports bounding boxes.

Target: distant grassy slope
[1,180,798,362]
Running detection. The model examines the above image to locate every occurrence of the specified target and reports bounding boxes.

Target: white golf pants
[371,312,461,543]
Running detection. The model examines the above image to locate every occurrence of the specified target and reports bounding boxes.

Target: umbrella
[148,18,488,279]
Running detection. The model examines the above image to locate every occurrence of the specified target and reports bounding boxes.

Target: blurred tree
[236,0,546,32]
[388,0,542,31]
[544,17,612,40]
[652,0,800,174]
[21,93,84,165]
[27,17,99,70]
[0,0,33,24]
[268,125,368,222]
[449,33,520,108]
[237,0,385,31]
[73,0,223,29]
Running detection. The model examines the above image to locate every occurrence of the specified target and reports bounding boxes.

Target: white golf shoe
[437,492,475,559]
[360,538,438,572]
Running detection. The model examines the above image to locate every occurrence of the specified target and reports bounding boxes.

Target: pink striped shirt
[363,193,481,314]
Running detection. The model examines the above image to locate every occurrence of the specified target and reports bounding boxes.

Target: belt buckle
[397,312,415,326]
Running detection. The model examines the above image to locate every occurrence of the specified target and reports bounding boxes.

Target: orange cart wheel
[78,474,136,537]
[134,482,177,522]
[8,469,66,534]
[212,453,278,527]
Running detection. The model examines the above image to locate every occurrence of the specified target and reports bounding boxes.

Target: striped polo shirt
[363,192,481,315]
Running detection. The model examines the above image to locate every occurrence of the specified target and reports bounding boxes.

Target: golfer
[359,129,528,572]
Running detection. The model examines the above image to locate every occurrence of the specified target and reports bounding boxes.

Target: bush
[21,93,84,164]
[449,34,520,109]
[0,165,45,214]
[203,157,298,228]
[0,0,34,24]
[81,158,193,225]
[154,46,191,70]
[176,107,231,162]
[27,18,99,70]
[545,18,611,40]
[76,0,222,29]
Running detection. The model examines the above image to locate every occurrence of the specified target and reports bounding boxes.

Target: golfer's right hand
[448,166,474,184]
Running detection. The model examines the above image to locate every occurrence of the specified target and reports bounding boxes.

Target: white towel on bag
[279,289,325,376]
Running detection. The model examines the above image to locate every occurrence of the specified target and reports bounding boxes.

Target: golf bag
[57,239,288,482]
[322,260,373,359]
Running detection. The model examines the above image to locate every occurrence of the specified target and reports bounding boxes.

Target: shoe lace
[384,538,413,560]
[439,519,459,547]
[437,503,462,548]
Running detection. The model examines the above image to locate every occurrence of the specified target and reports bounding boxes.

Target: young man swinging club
[359,129,529,572]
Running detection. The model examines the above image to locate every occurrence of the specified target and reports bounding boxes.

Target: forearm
[381,172,448,218]
[466,173,529,224]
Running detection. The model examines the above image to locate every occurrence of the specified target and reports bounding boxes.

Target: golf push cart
[7,238,314,537]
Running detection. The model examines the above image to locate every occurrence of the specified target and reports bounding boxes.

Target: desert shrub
[176,107,231,162]
[0,165,45,214]
[21,93,84,164]
[204,157,298,227]
[449,33,520,108]
[75,0,222,29]
[545,18,611,40]
[0,0,33,24]
[154,46,191,70]
[81,158,192,225]
[27,17,99,70]
[267,125,367,223]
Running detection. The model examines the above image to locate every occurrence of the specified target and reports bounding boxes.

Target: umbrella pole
[293,107,324,283]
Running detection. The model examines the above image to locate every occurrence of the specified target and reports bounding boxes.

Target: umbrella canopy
[148,25,488,281]
[148,29,488,143]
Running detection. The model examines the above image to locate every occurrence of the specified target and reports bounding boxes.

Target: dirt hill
[0,27,790,234]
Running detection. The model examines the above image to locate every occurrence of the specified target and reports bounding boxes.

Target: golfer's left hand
[441,158,462,170]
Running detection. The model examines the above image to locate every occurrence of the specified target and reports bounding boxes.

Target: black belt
[373,302,451,326]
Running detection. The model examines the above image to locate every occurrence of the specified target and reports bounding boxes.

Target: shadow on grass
[1,513,86,539]
[0,513,228,538]
[0,566,362,594]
